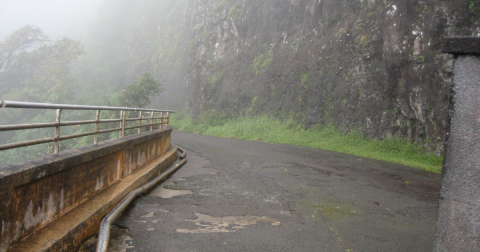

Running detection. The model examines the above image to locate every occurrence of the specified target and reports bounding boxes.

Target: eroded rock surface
[184,0,480,152]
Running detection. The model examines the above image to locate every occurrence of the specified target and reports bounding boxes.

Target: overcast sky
[0,0,103,40]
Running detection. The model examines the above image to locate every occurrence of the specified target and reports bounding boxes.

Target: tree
[0,25,84,104]
[116,72,164,108]
[0,26,85,158]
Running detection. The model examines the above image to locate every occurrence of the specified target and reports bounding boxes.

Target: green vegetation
[300,72,310,86]
[0,25,86,163]
[469,1,477,13]
[252,54,272,75]
[170,112,443,173]
[215,0,231,10]
[228,3,242,21]
[469,1,477,21]
[354,21,364,31]
[292,40,301,52]
[0,24,165,164]
[335,27,346,38]
[114,72,164,108]
[360,35,368,49]
[415,3,429,13]
[0,25,84,104]
[270,85,276,98]
[245,96,257,117]
[207,71,224,85]
[417,55,425,63]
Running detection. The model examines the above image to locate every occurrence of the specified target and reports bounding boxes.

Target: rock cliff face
[183,0,480,152]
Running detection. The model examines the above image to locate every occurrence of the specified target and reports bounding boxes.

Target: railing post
[120,110,126,138]
[150,112,154,131]
[160,112,164,130]
[94,110,101,144]
[54,109,62,154]
[166,112,170,128]
[138,111,143,134]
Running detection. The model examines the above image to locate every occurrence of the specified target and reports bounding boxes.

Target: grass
[170,111,443,173]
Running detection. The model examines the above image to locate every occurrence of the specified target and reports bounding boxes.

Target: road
[82,130,441,251]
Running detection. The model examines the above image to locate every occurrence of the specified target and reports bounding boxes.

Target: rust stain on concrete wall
[0,129,172,252]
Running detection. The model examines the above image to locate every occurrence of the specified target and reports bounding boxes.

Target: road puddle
[140,212,156,218]
[152,188,193,198]
[177,213,280,233]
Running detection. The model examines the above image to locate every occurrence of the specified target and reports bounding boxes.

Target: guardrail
[0,101,174,154]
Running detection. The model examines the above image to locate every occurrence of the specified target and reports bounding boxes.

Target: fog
[0,0,102,40]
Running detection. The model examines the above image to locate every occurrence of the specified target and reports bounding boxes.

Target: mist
[0,0,102,40]
[1,0,479,156]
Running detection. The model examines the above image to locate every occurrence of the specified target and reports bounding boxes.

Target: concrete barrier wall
[435,38,480,251]
[0,128,175,252]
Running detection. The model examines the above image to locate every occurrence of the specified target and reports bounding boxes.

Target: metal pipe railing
[96,147,187,252]
[0,101,174,154]
[1,101,174,113]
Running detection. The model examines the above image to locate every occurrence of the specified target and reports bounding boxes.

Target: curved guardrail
[0,101,174,154]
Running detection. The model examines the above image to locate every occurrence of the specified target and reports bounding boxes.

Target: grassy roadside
[170,111,443,173]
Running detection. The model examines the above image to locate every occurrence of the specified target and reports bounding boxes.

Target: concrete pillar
[435,37,480,251]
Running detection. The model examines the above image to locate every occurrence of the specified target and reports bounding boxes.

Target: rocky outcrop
[183,0,480,152]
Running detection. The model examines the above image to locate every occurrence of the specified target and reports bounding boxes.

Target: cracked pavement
[83,130,441,252]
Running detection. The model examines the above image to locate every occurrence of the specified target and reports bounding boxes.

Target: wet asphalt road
[105,130,441,251]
